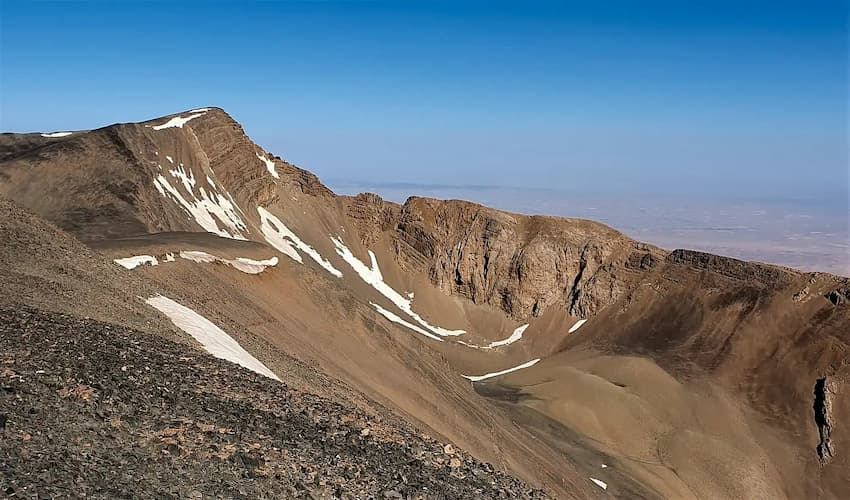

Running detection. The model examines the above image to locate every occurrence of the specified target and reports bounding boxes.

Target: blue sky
[1,0,847,201]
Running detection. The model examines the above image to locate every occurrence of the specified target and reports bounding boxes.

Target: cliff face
[346,194,666,320]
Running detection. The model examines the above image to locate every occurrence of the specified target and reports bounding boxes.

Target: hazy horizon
[1,0,847,272]
[2,0,847,202]
[330,179,850,277]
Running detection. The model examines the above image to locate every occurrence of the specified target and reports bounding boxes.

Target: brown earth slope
[2,108,848,498]
[0,197,545,498]
[0,306,545,499]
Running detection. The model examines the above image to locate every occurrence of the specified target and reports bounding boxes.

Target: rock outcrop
[345,194,666,320]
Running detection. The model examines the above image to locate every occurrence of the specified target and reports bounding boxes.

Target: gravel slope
[0,307,547,499]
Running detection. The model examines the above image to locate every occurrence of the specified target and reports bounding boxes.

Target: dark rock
[825,288,850,306]
[0,306,548,499]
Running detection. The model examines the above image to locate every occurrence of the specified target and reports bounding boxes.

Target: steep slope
[488,251,850,498]
[0,306,543,499]
[0,196,546,498]
[1,112,596,498]
[0,196,174,335]
[2,108,848,498]
[346,193,665,319]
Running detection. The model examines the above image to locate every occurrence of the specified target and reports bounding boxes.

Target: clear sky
[1,0,847,202]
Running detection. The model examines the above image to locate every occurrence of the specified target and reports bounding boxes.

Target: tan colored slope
[2,110,665,325]
[482,252,850,499]
[121,242,596,498]
[3,108,850,498]
[0,195,176,336]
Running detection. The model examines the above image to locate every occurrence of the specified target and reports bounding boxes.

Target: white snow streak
[153,165,247,240]
[257,207,342,277]
[462,358,540,382]
[485,324,529,348]
[145,295,279,380]
[169,164,196,193]
[188,108,210,113]
[256,153,279,179]
[332,237,465,338]
[115,251,276,274]
[568,319,588,333]
[166,155,174,164]
[178,250,278,274]
[589,478,608,490]
[371,303,443,342]
[40,131,72,138]
[179,250,218,263]
[151,111,206,130]
[113,255,158,269]
[231,257,279,274]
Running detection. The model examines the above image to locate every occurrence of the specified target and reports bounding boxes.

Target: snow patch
[332,237,465,337]
[456,340,486,350]
[178,251,278,274]
[601,464,608,468]
[168,164,196,193]
[189,107,210,113]
[231,256,279,274]
[153,165,248,240]
[40,131,72,138]
[484,324,529,349]
[166,155,174,164]
[151,111,206,130]
[145,295,279,380]
[165,253,176,262]
[462,358,540,382]
[589,478,607,490]
[256,153,279,179]
[179,250,218,263]
[568,319,588,333]
[114,255,158,269]
[371,303,443,342]
[257,207,342,277]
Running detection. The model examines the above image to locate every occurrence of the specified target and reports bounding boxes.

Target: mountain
[2,108,848,498]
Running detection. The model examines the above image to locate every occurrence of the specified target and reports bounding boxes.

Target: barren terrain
[1,108,848,498]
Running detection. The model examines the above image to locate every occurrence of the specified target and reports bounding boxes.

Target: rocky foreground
[0,307,546,499]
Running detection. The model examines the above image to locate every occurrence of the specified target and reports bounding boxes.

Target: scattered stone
[0,306,548,498]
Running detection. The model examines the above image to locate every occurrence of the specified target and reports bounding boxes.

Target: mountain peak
[2,108,850,499]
